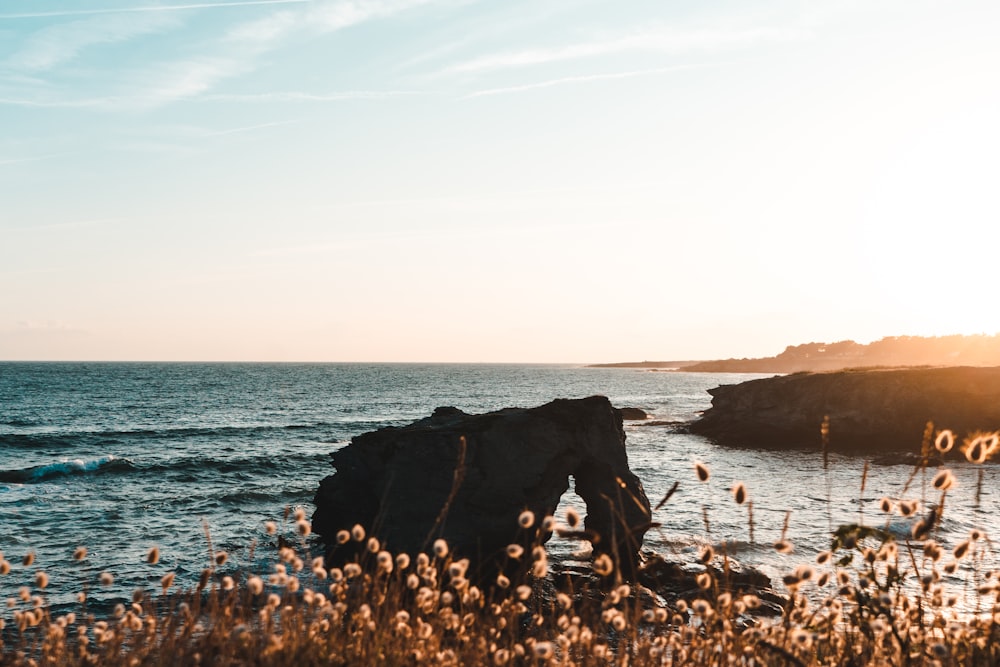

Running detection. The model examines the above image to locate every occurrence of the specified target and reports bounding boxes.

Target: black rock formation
[689,366,1000,453]
[312,396,652,578]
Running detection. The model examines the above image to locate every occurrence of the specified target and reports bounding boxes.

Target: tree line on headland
[590,333,1000,373]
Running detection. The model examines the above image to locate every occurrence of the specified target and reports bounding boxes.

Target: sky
[1,0,999,363]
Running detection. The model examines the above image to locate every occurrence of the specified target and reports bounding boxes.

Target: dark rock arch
[312,396,652,579]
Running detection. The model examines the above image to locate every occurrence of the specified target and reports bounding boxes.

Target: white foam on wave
[27,455,120,481]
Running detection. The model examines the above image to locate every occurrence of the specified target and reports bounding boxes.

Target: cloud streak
[464,64,707,98]
[447,27,812,75]
[0,0,312,20]
[7,12,178,71]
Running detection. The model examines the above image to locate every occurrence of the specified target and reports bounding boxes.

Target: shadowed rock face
[312,396,651,578]
[689,366,1000,452]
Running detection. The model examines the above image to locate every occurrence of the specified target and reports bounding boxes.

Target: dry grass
[2,426,1000,665]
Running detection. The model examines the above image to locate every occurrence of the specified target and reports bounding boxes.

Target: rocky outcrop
[689,366,1000,452]
[312,396,652,578]
[618,407,648,420]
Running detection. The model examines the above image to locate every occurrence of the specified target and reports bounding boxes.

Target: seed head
[22,552,34,567]
[147,547,160,565]
[935,430,955,453]
[336,530,350,544]
[932,470,954,491]
[214,551,228,566]
[774,539,794,554]
[99,572,114,586]
[593,553,614,577]
[518,511,535,529]
[565,507,580,528]
[34,572,48,589]
[73,547,87,562]
[731,482,747,504]
[965,437,989,464]
[351,524,365,542]
[296,520,311,536]
[506,544,524,560]
[694,461,710,482]
[433,538,449,558]
[264,521,277,535]
[247,576,264,595]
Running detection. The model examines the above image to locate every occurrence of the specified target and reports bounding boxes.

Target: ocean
[1,362,997,613]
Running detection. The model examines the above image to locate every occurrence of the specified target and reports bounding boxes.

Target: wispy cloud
[204,119,299,135]
[447,27,812,75]
[203,90,424,102]
[7,12,178,71]
[0,153,67,166]
[0,0,312,21]
[464,64,707,98]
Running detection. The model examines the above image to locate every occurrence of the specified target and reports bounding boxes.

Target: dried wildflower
[294,507,306,522]
[518,510,535,528]
[879,497,893,513]
[73,546,87,561]
[565,507,581,528]
[215,551,228,566]
[935,430,955,453]
[506,544,524,559]
[965,436,989,463]
[516,585,532,600]
[264,521,277,535]
[247,576,263,595]
[99,571,114,586]
[433,538,449,558]
[22,552,34,567]
[699,545,714,563]
[336,530,350,544]
[932,470,954,491]
[696,572,712,589]
[791,628,813,648]
[34,571,48,589]
[732,482,747,504]
[774,539,794,554]
[954,540,971,560]
[377,551,393,573]
[351,524,366,541]
[0,561,9,575]
[366,537,380,553]
[496,574,510,589]
[694,461,710,482]
[593,553,614,576]
[147,546,160,564]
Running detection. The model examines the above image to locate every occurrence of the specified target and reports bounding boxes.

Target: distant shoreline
[588,334,1000,374]
[586,361,703,369]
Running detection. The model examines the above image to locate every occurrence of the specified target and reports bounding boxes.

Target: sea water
[1,362,997,612]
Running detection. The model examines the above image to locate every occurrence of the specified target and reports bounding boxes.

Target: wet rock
[618,407,649,420]
[312,396,652,578]
[689,366,1000,453]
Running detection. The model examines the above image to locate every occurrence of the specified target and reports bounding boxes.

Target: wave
[0,421,363,449]
[0,455,134,484]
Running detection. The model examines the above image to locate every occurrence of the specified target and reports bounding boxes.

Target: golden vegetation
[2,427,1000,665]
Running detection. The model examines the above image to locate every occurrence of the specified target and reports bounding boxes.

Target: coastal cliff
[689,366,1000,452]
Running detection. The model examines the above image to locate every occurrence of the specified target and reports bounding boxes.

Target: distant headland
[589,334,1000,373]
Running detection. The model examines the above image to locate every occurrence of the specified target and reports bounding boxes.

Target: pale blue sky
[2,0,999,362]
